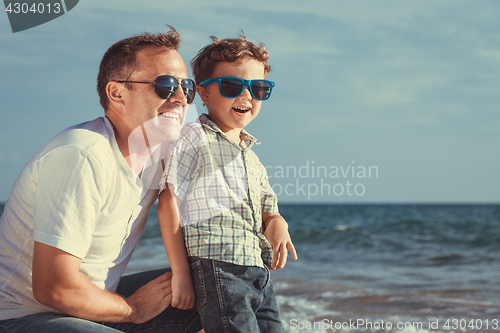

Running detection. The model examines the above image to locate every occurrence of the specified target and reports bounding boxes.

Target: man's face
[124,47,189,144]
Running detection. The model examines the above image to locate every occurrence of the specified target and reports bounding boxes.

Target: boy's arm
[157,185,195,310]
[262,212,298,270]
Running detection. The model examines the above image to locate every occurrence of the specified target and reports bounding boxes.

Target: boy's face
[197,59,265,134]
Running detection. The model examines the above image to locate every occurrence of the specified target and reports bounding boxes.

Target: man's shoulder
[57,117,111,146]
[40,117,113,157]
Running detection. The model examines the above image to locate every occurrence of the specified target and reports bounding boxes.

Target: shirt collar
[198,113,259,150]
[103,116,145,187]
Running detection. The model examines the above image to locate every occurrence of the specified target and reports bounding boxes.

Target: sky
[0,0,499,203]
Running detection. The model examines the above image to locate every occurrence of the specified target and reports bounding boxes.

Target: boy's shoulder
[180,121,203,134]
[180,114,217,137]
[176,121,205,145]
[188,114,226,142]
[172,117,219,153]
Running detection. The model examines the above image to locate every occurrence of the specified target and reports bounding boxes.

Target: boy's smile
[233,107,250,113]
[197,59,266,143]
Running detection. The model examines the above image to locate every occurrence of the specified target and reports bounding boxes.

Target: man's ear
[196,85,210,105]
[106,81,126,108]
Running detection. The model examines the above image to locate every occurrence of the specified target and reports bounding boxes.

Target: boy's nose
[239,86,252,100]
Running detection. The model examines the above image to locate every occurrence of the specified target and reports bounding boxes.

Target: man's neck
[106,115,153,177]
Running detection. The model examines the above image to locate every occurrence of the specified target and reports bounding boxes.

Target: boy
[157,35,297,333]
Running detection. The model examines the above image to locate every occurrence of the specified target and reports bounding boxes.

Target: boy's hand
[125,271,174,324]
[262,213,298,270]
[171,270,195,310]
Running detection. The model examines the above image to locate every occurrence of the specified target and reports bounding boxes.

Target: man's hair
[191,33,271,85]
[97,27,181,110]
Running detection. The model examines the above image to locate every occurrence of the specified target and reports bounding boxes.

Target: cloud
[478,49,500,62]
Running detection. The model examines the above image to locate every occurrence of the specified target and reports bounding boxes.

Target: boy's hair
[97,27,181,111]
[191,33,271,85]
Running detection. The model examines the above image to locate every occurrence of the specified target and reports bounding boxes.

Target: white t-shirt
[0,117,160,320]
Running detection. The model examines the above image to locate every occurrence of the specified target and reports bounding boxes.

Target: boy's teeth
[233,107,250,113]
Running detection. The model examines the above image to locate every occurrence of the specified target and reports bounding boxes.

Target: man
[0,27,203,332]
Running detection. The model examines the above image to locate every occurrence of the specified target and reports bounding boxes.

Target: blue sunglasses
[199,76,275,101]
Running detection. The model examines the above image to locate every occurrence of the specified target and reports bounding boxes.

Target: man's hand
[170,271,195,310]
[124,271,173,324]
[32,242,172,324]
[262,213,298,270]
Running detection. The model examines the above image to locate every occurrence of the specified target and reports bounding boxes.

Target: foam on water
[272,275,500,332]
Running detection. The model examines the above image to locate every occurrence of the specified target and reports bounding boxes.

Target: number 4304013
[5,3,61,14]
[444,318,499,330]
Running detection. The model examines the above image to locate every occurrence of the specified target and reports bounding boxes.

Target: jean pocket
[190,259,207,312]
[262,264,272,290]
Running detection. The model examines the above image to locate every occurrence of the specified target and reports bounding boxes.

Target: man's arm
[157,186,195,310]
[262,212,298,270]
[32,241,173,324]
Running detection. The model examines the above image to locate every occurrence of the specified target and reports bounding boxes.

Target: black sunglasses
[116,75,196,104]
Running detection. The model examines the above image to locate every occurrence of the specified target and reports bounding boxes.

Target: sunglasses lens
[181,79,196,104]
[154,75,178,99]
[251,80,272,100]
[220,78,243,98]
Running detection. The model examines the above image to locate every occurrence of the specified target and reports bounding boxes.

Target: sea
[1,203,499,332]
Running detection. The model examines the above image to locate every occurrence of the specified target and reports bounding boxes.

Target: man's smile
[159,111,181,121]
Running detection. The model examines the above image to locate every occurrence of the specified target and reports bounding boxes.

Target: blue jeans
[0,269,202,333]
[189,257,284,333]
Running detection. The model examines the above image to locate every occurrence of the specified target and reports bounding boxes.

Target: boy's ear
[196,85,210,105]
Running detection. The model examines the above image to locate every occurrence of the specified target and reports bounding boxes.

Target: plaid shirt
[160,114,278,268]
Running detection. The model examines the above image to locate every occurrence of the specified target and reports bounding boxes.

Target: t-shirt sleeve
[32,146,105,259]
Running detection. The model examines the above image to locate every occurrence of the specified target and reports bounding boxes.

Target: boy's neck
[205,114,243,145]
[224,128,242,145]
